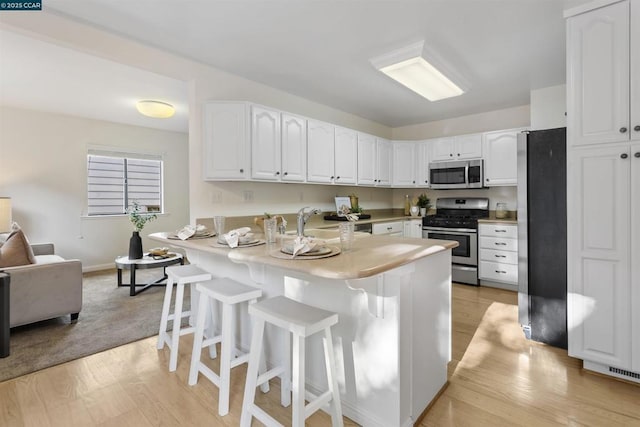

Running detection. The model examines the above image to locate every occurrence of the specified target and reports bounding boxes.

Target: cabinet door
[430,138,454,161]
[417,141,431,187]
[455,133,483,159]
[392,142,416,187]
[632,143,640,372]
[251,106,281,180]
[567,145,631,369]
[334,127,358,184]
[567,1,630,146]
[357,133,377,185]
[376,138,392,186]
[203,102,249,180]
[307,120,335,183]
[403,219,423,238]
[281,113,307,182]
[482,129,520,186]
[632,1,640,139]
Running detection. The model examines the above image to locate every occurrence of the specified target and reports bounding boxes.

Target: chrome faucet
[296,206,321,236]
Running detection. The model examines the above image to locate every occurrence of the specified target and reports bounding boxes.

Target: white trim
[564,0,624,18]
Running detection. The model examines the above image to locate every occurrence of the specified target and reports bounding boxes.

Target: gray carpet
[0,269,190,382]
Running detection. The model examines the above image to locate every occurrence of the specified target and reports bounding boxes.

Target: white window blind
[87,153,163,216]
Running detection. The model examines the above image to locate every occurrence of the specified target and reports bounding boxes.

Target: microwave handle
[464,162,469,186]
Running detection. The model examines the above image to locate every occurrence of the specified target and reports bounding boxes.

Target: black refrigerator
[517,128,567,349]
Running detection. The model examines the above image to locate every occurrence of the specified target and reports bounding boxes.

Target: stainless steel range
[422,197,489,285]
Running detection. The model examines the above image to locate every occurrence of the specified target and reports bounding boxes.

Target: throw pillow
[0,229,36,267]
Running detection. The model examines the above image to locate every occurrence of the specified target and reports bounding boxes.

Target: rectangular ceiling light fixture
[371,41,467,102]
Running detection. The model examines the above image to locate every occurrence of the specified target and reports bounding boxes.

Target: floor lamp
[0,197,12,233]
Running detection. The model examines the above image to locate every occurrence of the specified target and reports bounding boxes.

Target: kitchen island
[150,232,457,427]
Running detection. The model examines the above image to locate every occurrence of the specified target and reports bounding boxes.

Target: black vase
[129,231,143,259]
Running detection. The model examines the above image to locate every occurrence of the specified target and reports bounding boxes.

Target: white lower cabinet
[403,219,423,238]
[478,223,518,290]
[372,221,403,237]
[567,144,634,372]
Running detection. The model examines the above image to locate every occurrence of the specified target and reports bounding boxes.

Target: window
[87,152,163,216]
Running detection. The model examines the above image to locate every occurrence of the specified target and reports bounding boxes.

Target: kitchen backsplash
[392,186,517,212]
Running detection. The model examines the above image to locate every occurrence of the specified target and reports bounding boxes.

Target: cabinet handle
[283,172,288,176]
[486,178,489,182]
[275,171,280,176]
[412,180,415,184]
[239,168,244,173]
[620,127,628,133]
[330,176,334,179]
[449,153,453,157]
[495,255,506,258]
[457,153,461,156]
[425,180,428,183]
[635,152,640,158]
[495,229,507,233]
[495,270,507,274]
[634,125,640,132]
[621,153,628,159]
[495,242,507,246]
[336,176,340,180]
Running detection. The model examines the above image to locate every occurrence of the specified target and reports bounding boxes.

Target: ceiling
[1,0,590,132]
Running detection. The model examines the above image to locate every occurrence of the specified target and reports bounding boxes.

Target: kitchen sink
[284,228,371,243]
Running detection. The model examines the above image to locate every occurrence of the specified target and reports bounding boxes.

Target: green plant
[127,201,157,232]
[417,193,431,209]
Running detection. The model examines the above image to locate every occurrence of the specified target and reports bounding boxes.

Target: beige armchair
[0,243,82,327]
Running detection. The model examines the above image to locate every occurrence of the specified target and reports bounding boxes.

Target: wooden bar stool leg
[188,293,210,386]
[291,333,305,427]
[218,302,233,416]
[207,297,218,359]
[281,329,291,407]
[241,317,266,427]
[157,276,175,350]
[169,282,186,372]
[323,328,344,427]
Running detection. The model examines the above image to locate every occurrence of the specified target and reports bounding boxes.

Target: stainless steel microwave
[429,159,484,189]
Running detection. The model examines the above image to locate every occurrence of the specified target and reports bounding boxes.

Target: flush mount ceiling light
[136,100,175,118]
[370,41,468,102]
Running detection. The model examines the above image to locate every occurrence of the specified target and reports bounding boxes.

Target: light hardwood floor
[1,284,638,426]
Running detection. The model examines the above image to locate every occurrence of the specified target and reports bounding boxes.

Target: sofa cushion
[0,229,36,267]
[34,254,66,265]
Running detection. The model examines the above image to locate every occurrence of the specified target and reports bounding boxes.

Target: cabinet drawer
[479,236,518,251]
[479,261,518,284]
[480,249,518,264]
[372,221,403,235]
[479,224,517,238]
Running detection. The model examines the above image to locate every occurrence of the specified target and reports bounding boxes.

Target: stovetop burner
[422,197,489,229]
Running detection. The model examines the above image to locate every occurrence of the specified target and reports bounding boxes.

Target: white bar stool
[241,296,343,427]
[188,277,268,416]
[157,264,212,372]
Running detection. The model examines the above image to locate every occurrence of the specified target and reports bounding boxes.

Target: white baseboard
[82,263,115,273]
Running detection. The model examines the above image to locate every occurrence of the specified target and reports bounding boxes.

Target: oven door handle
[423,226,477,234]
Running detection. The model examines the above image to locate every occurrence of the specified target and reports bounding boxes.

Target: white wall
[393,187,518,213]
[391,105,530,140]
[530,84,566,130]
[0,106,189,270]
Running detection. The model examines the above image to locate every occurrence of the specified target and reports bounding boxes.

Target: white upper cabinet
[307,120,336,183]
[417,141,431,186]
[482,128,524,186]
[392,142,417,187]
[357,133,377,185]
[430,134,482,161]
[567,0,632,146]
[376,138,392,186]
[334,127,358,185]
[281,113,307,182]
[251,105,281,180]
[203,102,250,180]
[631,0,640,140]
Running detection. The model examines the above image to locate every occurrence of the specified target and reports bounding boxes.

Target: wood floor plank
[1,280,638,426]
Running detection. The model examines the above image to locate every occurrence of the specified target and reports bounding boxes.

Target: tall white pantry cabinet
[566,0,640,381]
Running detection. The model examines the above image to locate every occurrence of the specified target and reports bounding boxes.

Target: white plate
[280,246,332,256]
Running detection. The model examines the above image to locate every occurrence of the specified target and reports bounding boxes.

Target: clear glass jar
[495,203,508,219]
